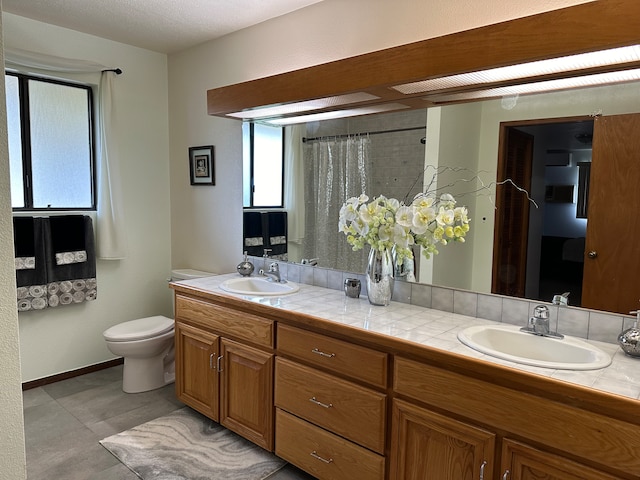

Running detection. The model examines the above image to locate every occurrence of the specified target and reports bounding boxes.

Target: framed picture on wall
[189,145,215,185]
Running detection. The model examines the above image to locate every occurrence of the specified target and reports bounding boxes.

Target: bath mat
[100,407,286,479]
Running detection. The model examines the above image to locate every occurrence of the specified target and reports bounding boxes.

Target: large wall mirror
[273,78,640,316]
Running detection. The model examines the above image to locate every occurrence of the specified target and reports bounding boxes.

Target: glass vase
[365,248,395,306]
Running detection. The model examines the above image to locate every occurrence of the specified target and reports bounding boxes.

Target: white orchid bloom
[352,217,370,236]
[378,224,394,243]
[412,194,434,209]
[454,206,469,223]
[386,197,400,211]
[439,193,456,209]
[341,201,361,222]
[436,207,455,226]
[393,224,413,248]
[411,211,430,234]
[395,205,414,228]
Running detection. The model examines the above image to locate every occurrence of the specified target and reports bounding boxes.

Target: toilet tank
[171,269,216,281]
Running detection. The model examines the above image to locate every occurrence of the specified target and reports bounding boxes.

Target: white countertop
[176,273,640,402]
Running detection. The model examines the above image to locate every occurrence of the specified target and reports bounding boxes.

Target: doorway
[493,117,594,307]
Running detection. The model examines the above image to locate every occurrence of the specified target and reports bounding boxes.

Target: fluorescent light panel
[265,103,410,126]
[392,45,640,95]
[428,68,640,103]
[228,92,381,119]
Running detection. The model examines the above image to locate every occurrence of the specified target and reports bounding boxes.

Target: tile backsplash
[249,255,630,345]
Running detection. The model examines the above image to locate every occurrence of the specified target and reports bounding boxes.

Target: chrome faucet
[521,305,564,339]
[552,292,570,306]
[260,262,285,283]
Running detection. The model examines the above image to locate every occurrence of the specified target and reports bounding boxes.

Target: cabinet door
[389,399,495,480]
[501,439,624,480]
[220,338,274,451]
[175,322,219,421]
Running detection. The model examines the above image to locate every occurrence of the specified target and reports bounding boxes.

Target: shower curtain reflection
[302,135,371,272]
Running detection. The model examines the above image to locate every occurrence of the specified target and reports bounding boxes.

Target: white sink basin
[220,277,299,296]
[457,324,611,370]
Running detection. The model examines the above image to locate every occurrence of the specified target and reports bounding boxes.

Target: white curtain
[303,134,370,272]
[4,48,128,259]
[284,125,305,251]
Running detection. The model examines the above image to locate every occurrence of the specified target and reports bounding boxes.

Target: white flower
[352,217,370,236]
[439,193,456,208]
[338,191,470,260]
[436,207,455,226]
[392,224,413,248]
[395,205,414,227]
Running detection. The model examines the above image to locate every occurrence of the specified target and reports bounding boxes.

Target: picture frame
[189,145,215,185]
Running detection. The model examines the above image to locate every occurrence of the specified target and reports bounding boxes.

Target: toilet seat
[103,316,174,342]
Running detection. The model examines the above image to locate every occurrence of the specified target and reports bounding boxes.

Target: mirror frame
[207,0,640,122]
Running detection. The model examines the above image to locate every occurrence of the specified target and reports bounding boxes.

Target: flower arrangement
[338,193,470,263]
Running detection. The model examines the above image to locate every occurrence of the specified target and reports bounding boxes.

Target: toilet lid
[103,316,174,342]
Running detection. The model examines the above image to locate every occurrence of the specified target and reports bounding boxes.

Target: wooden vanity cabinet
[275,324,388,480]
[389,398,495,480]
[501,439,624,480]
[172,288,640,480]
[174,294,275,450]
[393,356,635,480]
[175,321,219,421]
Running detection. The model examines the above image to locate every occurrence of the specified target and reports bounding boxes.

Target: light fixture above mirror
[207,0,640,125]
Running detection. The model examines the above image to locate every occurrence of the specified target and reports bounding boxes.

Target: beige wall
[3,13,173,383]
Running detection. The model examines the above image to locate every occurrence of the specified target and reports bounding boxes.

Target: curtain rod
[302,126,425,143]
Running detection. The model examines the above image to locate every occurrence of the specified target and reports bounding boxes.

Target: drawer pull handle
[216,355,223,373]
[479,460,487,480]
[209,353,215,370]
[502,470,510,480]
[310,451,333,464]
[312,348,335,358]
[309,397,333,409]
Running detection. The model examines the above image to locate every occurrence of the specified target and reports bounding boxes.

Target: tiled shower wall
[248,255,632,346]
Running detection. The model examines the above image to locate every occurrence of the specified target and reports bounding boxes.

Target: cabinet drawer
[275,409,385,480]
[275,358,386,454]
[176,294,273,347]
[277,324,387,387]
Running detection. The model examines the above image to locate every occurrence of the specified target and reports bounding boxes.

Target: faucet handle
[533,305,549,319]
[263,248,272,258]
[268,262,279,272]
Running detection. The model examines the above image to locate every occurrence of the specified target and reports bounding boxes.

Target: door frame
[492,115,593,299]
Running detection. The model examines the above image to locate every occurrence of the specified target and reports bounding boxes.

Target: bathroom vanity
[170,275,640,480]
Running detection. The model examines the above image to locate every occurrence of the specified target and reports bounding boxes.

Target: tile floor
[23,365,315,479]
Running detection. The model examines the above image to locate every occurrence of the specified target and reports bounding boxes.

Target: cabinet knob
[480,460,487,480]
[502,470,510,480]
[587,250,598,259]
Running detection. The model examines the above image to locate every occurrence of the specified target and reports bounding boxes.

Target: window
[242,122,284,208]
[6,72,96,210]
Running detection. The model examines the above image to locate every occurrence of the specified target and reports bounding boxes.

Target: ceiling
[1,0,325,54]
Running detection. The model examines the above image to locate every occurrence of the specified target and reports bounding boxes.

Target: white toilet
[103,268,215,393]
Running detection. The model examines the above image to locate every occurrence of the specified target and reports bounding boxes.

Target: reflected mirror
[244,78,640,314]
